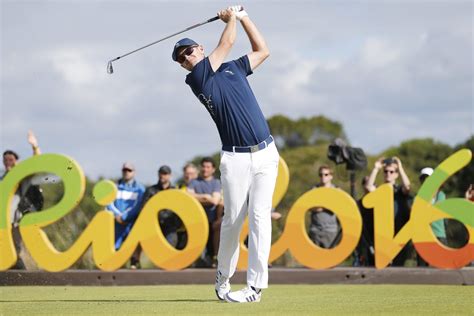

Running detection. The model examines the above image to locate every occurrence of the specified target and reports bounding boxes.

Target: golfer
[172,6,279,303]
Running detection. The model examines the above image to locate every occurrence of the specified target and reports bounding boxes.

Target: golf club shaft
[109,16,219,64]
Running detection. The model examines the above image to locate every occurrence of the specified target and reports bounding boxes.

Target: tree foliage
[268,114,347,149]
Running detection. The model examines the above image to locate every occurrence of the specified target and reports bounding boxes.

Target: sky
[1,0,473,185]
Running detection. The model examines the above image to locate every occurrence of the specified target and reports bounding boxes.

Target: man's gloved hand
[228,5,248,21]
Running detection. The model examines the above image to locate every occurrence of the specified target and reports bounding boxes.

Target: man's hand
[218,8,236,23]
[115,215,125,225]
[393,156,405,170]
[28,130,41,155]
[374,157,384,170]
[229,5,248,21]
[393,156,411,193]
[212,218,222,230]
[27,130,38,148]
[202,194,213,203]
[271,212,282,220]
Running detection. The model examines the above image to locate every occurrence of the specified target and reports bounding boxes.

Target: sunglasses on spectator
[122,168,133,173]
[177,45,198,64]
[319,173,331,177]
[384,169,396,174]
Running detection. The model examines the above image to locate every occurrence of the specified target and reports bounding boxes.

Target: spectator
[212,196,225,267]
[175,163,199,250]
[187,157,222,267]
[1,130,42,269]
[1,130,41,179]
[467,185,474,266]
[106,162,145,269]
[179,163,199,191]
[365,156,413,267]
[132,165,183,268]
[309,165,342,249]
[417,167,447,267]
[353,176,375,267]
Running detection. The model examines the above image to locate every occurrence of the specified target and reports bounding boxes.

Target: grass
[0,285,473,315]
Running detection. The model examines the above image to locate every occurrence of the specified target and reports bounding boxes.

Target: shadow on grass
[0,299,217,303]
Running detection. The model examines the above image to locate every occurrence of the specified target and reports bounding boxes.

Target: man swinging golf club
[172,6,279,303]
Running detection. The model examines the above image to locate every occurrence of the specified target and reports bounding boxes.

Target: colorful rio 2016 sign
[0,149,473,272]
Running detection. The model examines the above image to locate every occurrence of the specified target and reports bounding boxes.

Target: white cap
[420,167,434,176]
[122,162,135,171]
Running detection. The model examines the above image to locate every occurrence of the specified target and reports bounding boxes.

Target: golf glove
[229,5,248,20]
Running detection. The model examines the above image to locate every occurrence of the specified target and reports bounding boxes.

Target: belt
[222,135,274,153]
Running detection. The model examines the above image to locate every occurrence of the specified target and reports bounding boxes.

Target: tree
[267,115,347,149]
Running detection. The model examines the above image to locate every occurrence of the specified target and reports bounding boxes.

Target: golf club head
[107,61,114,74]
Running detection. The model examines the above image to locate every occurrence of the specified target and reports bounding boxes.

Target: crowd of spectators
[351,157,470,267]
[2,132,472,269]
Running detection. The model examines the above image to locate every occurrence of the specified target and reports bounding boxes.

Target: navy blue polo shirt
[185,55,270,147]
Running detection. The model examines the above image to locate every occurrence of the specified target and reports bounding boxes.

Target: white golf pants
[217,141,279,289]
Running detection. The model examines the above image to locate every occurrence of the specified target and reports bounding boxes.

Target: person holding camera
[1,130,43,269]
[365,156,413,266]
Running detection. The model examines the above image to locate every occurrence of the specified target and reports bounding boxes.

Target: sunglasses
[122,168,133,173]
[319,173,331,177]
[177,45,198,64]
[384,169,396,174]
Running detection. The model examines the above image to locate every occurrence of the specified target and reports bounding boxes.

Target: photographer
[365,156,413,266]
[1,130,43,269]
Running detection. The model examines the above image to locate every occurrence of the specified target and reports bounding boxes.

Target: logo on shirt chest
[198,93,216,117]
[224,70,234,75]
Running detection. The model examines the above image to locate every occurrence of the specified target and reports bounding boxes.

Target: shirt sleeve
[233,55,253,77]
[106,203,122,216]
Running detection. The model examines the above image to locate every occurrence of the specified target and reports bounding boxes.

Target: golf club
[107,15,221,74]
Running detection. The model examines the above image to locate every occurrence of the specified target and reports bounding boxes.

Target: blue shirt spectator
[106,162,145,249]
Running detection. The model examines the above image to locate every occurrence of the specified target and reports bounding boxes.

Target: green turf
[0,285,473,315]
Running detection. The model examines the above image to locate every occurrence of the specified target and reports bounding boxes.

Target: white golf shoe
[215,270,230,301]
[224,286,261,303]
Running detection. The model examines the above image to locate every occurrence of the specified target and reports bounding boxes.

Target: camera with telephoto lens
[327,138,367,171]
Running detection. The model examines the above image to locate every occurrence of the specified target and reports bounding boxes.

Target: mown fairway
[1,284,473,315]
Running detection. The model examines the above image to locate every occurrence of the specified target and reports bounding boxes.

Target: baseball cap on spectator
[122,162,135,171]
[172,38,198,62]
[159,165,172,174]
[420,167,434,177]
[419,167,434,182]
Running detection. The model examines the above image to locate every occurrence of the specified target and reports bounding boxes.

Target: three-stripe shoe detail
[224,286,262,303]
